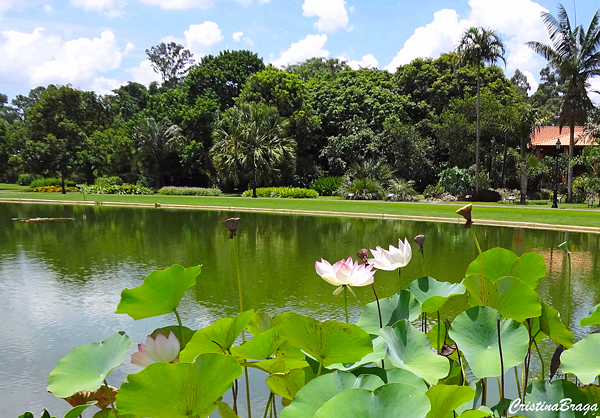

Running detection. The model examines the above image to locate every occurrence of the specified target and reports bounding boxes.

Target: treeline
[0,49,594,195]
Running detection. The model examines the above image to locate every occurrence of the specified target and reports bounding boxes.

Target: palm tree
[455,27,506,190]
[132,116,186,189]
[211,102,295,197]
[526,5,600,202]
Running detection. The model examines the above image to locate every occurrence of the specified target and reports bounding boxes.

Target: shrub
[30,178,76,188]
[81,184,153,195]
[18,173,42,186]
[310,177,343,196]
[95,176,122,187]
[493,188,521,201]
[158,187,222,196]
[438,167,472,196]
[33,185,79,193]
[241,187,318,198]
[423,184,444,200]
[337,178,384,200]
[386,179,418,202]
[458,189,501,202]
[573,174,600,203]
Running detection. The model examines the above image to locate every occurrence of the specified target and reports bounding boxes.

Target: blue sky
[1,0,599,102]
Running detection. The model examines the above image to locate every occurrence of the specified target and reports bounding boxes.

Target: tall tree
[146,42,195,89]
[510,69,532,99]
[210,102,295,196]
[526,5,600,202]
[455,27,506,190]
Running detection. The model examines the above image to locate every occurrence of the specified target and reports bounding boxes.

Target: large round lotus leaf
[63,401,96,418]
[380,320,450,385]
[530,301,573,348]
[463,275,541,322]
[580,304,600,327]
[466,248,545,289]
[180,310,254,362]
[520,379,589,417]
[448,306,528,378]
[231,326,285,360]
[280,370,385,418]
[115,265,201,320]
[561,333,600,385]
[247,311,274,335]
[425,384,475,418]
[457,409,493,418]
[48,332,130,398]
[117,353,242,417]
[386,368,428,392]
[279,314,373,367]
[267,368,310,401]
[356,290,421,335]
[314,383,431,418]
[407,276,466,313]
[328,335,385,372]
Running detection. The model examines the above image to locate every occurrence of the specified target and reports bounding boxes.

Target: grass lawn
[0,183,32,192]
[1,185,599,229]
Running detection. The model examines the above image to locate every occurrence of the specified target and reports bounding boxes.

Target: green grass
[1,189,599,229]
[0,183,31,192]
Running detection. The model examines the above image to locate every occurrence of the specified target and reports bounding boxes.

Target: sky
[1,0,599,102]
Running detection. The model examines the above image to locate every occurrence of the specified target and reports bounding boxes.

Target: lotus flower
[131,331,180,367]
[368,238,412,271]
[315,257,376,296]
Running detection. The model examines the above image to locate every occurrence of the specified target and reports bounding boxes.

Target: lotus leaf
[560,333,600,385]
[520,379,590,417]
[425,384,475,418]
[466,248,545,289]
[328,335,385,371]
[266,368,310,401]
[580,304,600,327]
[356,289,421,335]
[407,276,466,313]
[231,326,285,360]
[530,301,573,348]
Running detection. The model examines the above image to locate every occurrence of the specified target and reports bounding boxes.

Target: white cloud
[0,0,46,17]
[90,76,124,95]
[520,69,538,96]
[126,59,161,85]
[70,0,126,17]
[136,0,215,10]
[232,31,244,42]
[270,34,328,68]
[345,53,379,70]
[44,4,52,12]
[385,9,465,71]
[184,21,223,58]
[590,76,600,105]
[302,0,349,33]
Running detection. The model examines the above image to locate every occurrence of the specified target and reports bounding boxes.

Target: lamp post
[552,139,560,208]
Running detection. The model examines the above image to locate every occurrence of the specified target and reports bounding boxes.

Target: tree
[455,27,506,190]
[526,5,600,202]
[287,57,350,81]
[510,69,531,99]
[146,42,195,89]
[210,102,295,196]
[529,66,567,125]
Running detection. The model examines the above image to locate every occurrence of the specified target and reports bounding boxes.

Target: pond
[1,202,599,417]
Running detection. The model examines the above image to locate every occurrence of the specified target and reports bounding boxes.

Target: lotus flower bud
[357,249,369,264]
[414,235,425,254]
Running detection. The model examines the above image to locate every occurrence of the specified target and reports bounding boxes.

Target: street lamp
[552,139,561,208]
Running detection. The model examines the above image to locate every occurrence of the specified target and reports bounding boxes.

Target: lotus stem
[272,394,278,418]
[497,318,505,417]
[343,286,349,323]
[421,312,427,333]
[232,379,238,414]
[232,235,245,314]
[263,392,272,418]
[481,377,487,407]
[370,283,385,369]
[522,319,533,401]
[173,308,186,347]
[456,344,466,386]
[533,338,545,381]
[103,380,117,417]
[436,310,441,354]
[567,250,572,328]
[318,358,324,377]
[244,367,252,418]
[514,366,522,400]
[470,226,485,305]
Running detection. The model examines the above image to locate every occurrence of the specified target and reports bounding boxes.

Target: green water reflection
[0,202,598,416]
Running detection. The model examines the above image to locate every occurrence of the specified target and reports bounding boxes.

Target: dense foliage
[241,187,318,198]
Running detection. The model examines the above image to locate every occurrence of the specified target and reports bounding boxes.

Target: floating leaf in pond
[117,353,242,417]
[356,289,421,335]
[380,319,450,385]
[448,306,528,379]
[48,332,130,398]
[280,371,385,418]
[279,314,373,368]
[314,383,431,418]
[520,379,589,417]
[115,264,201,320]
[407,276,466,313]
[425,384,475,418]
[560,333,600,385]
[465,248,545,289]
[580,304,600,327]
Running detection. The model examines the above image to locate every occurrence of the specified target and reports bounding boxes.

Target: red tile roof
[530,126,598,147]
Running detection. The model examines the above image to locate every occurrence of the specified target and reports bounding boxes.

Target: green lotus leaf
[247,311,274,335]
[115,265,201,320]
[216,401,240,418]
[466,248,545,289]
[561,333,600,385]
[280,371,386,418]
[457,408,493,418]
[279,314,373,368]
[464,275,541,322]
[245,358,308,374]
[314,383,431,418]
[179,310,254,362]
[521,379,589,417]
[64,402,97,418]
[328,335,386,371]
[579,384,600,409]
[425,384,475,418]
[231,326,285,360]
[48,332,130,398]
[407,276,466,313]
[580,304,600,327]
[386,368,428,392]
[448,306,529,378]
[117,353,242,417]
[427,322,457,358]
[530,301,573,348]
[380,320,450,385]
[266,368,311,400]
[150,325,195,350]
[356,290,421,335]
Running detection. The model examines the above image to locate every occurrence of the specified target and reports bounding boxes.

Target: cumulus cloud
[520,69,538,95]
[44,4,52,12]
[184,21,224,58]
[136,0,215,9]
[125,59,161,85]
[302,0,349,33]
[270,34,329,68]
[345,53,379,70]
[232,31,253,46]
[70,0,126,17]
[90,76,124,95]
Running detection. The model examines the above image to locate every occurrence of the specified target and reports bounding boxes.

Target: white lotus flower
[131,331,180,367]
[315,257,376,295]
[368,238,412,271]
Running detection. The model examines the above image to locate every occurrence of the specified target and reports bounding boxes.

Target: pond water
[1,202,599,417]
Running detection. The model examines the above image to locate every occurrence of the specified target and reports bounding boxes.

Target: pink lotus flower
[368,238,412,271]
[131,331,180,367]
[315,257,376,296]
